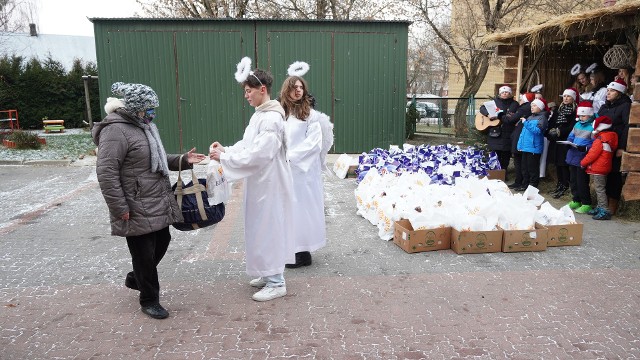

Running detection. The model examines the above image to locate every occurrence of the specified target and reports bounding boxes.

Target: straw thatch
[482,1,640,48]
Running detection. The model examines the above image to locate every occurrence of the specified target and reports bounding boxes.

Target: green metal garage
[91,18,409,153]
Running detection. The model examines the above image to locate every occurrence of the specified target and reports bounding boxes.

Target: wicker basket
[603,45,633,69]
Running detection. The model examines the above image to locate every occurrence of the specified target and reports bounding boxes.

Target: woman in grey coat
[93,82,205,319]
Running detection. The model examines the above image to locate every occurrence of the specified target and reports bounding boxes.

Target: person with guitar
[477,85,518,181]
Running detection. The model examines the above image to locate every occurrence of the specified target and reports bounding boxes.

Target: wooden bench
[43,120,65,133]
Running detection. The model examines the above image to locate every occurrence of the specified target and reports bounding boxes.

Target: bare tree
[137,0,400,20]
[0,0,32,33]
[136,0,251,18]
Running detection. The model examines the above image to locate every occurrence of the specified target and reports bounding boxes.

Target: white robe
[285,109,327,253]
[219,100,295,276]
[591,87,607,114]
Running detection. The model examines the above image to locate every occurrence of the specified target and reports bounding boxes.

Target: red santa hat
[592,115,612,132]
[561,88,578,101]
[498,85,512,94]
[520,92,535,103]
[531,99,546,112]
[607,78,627,93]
[576,101,594,116]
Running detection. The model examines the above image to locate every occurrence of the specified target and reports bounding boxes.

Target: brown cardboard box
[502,224,548,252]
[393,219,451,253]
[543,222,583,247]
[450,228,503,254]
[486,169,506,181]
[346,165,358,178]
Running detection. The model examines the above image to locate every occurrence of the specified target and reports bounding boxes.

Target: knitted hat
[531,99,545,112]
[562,88,578,101]
[520,92,535,103]
[111,82,159,112]
[607,78,627,93]
[498,85,512,94]
[576,101,594,116]
[593,115,612,132]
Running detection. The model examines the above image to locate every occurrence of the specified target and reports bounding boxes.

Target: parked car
[406,101,427,118]
[407,101,441,118]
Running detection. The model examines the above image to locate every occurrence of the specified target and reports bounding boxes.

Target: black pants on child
[512,151,523,186]
[569,165,591,205]
[521,152,541,188]
[126,226,172,307]
[494,150,512,181]
[556,164,570,187]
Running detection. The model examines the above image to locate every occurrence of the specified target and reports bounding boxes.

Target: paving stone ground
[0,163,639,359]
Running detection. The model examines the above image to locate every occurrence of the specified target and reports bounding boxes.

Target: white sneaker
[249,277,267,288]
[252,286,286,302]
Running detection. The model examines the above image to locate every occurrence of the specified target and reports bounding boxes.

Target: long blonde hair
[279,76,311,120]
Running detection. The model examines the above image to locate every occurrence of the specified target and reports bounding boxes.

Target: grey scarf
[144,122,170,176]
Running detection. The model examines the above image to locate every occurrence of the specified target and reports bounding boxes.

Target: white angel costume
[285,109,329,253]
[219,100,295,276]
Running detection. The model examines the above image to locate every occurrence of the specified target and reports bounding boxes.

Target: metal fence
[409,96,487,136]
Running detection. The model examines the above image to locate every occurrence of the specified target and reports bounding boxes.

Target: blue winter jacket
[517,110,548,154]
[565,116,595,167]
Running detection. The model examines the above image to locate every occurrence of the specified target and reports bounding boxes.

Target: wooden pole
[516,45,524,96]
[82,75,97,129]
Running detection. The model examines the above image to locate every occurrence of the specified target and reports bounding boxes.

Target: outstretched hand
[186,147,206,164]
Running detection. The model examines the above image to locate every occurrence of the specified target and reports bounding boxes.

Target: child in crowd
[516,98,548,190]
[545,88,578,199]
[565,101,595,214]
[580,116,618,220]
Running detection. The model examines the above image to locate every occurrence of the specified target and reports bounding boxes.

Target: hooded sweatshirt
[565,116,595,167]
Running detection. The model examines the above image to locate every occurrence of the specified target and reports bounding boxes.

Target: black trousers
[606,157,623,200]
[495,150,511,181]
[126,227,171,307]
[569,165,591,205]
[521,152,541,188]
[555,165,570,187]
[512,151,523,186]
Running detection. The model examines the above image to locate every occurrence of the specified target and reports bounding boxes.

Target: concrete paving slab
[0,164,638,359]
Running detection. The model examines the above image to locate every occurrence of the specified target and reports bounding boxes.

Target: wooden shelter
[482,1,640,201]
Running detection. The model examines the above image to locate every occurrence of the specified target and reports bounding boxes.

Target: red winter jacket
[580,130,618,175]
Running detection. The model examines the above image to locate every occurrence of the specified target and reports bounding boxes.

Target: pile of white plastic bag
[354,170,577,241]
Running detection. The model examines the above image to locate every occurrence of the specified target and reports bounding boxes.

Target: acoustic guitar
[475,112,501,132]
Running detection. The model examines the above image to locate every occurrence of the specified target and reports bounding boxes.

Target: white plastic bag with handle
[206,159,232,205]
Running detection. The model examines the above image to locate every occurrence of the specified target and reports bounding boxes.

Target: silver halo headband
[234,57,252,83]
[570,63,581,76]
[287,61,310,77]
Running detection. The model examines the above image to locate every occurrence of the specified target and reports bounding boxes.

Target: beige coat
[92,109,189,237]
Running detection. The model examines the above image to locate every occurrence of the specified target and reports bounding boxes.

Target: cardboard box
[502,224,548,252]
[450,228,503,254]
[543,222,583,247]
[486,169,506,181]
[393,219,451,253]
[346,165,358,178]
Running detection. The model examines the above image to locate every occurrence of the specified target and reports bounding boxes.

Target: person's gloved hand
[548,128,560,138]
[496,111,505,120]
[576,145,587,152]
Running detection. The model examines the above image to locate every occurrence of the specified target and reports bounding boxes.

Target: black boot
[552,185,568,199]
[285,251,312,269]
[550,182,562,195]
